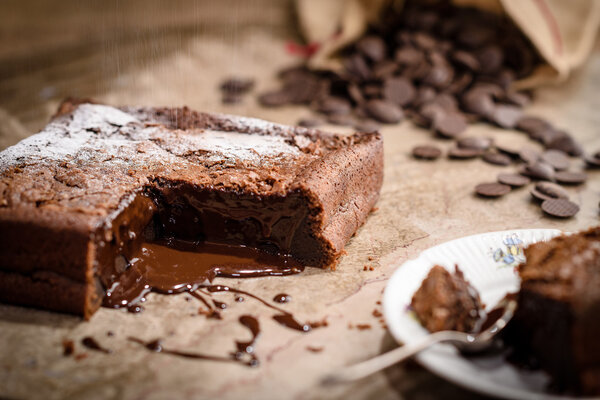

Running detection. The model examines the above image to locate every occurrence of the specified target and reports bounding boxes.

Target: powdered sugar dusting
[190,130,300,161]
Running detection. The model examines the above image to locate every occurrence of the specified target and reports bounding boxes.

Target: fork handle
[321,330,467,385]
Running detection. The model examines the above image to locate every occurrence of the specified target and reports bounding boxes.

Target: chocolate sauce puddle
[104,238,304,309]
[128,314,261,367]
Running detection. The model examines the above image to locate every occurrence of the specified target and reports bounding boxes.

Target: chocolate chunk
[540,150,570,171]
[497,173,530,187]
[220,77,255,94]
[457,136,493,151]
[433,111,467,138]
[482,152,511,166]
[365,100,404,124]
[541,198,580,218]
[530,182,569,202]
[520,162,555,181]
[316,97,351,115]
[475,182,511,198]
[412,145,442,160]
[488,104,523,129]
[356,36,387,62]
[383,77,416,107]
[449,147,484,159]
[554,171,587,185]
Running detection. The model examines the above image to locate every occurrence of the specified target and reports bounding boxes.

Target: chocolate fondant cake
[0,100,383,319]
[411,265,483,333]
[505,227,600,395]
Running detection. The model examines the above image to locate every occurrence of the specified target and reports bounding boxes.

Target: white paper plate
[382,229,593,400]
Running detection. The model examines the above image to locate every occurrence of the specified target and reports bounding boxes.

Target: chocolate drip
[128,314,261,367]
[103,238,304,309]
[200,284,314,333]
[81,337,112,354]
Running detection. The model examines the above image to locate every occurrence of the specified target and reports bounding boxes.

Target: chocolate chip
[546,135,583,157]
[395,47,424,66]
[451,50,480,71]
[412,145,442,160]
[585,154,600,168]
[494,143,521,158]
[482,152,512,166]
[423,63,454,90]
[344,54,371,81]
[488,104,523,129]
[220,77,255,94]
[448,147,484,159]
[356,36,387,62]
[530,182,569,202]
[383,77,416,107]
[541,198,580,218]
[372,60,398,79]
[347,84,365,104]
[554,171,587,185]
[316,97,352,115]
[365,100,404,124]
[520,162,555,181]
[433,111,467,138]
[258,91,291,107]
[326,114,355,127]
[221,94,243,104]
[518,147,541,165]
[354,119,380,133]
[462,89,494,117]
[297,118,323,128]
[540,150,569,171]
[478,45,504,74]
[497,173,530,187]
[457,136,493,151]
[475,182,511,198]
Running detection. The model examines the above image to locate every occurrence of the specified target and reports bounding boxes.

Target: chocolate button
[475,182,511,197]
[365,100,404,124]
[541,150,570,171]
[541,198,580,218]
[530,182,569,202]
[520,161,555,181]
[555,171,587,185]
[497,173,530,187]
[412,145,442,160]
[457,136,493,151]
[448,147,483,159]
[489,104,523,129]
[482,152,511,166]
[383,77,416,107]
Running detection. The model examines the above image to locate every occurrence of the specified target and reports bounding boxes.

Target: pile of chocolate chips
[252,0,599,219]
[257,1,544,137]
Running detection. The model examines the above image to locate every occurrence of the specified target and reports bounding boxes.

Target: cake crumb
[356,324,372,330]
[306,346,324,353]
[368,256,375,261]
[372,309,382,318]
[74,353,88,361]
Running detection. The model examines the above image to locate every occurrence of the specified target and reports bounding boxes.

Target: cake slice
[411,265,484,333]
[505,227,600,395]
[0,100,383,319]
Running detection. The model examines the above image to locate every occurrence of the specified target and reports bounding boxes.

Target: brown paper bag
[296,0,600,87]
